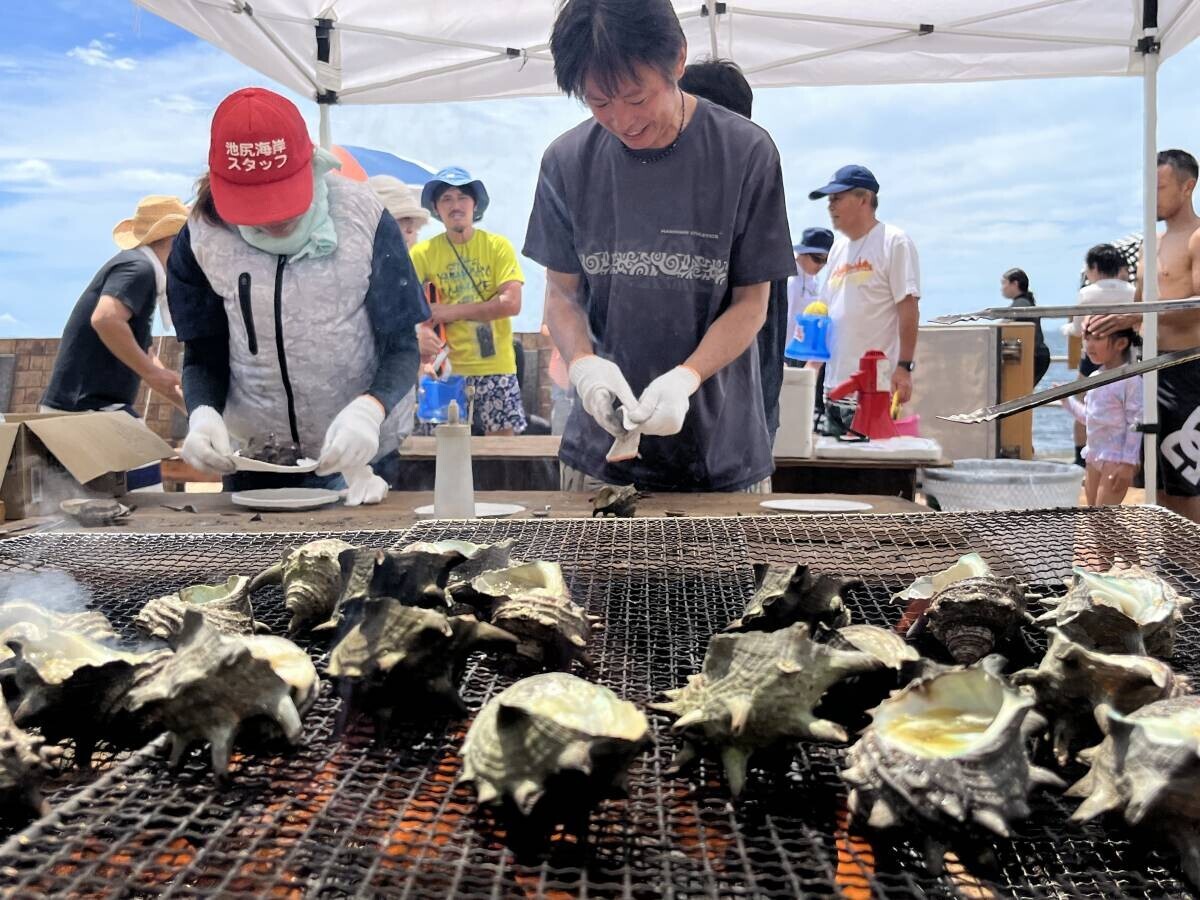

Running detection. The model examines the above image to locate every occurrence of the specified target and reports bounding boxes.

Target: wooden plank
[999,322,1035,459]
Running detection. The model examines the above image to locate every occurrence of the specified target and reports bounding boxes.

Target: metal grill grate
[0,509,1195,898]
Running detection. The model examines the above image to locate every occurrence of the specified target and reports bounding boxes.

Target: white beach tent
[135,0,1200,503]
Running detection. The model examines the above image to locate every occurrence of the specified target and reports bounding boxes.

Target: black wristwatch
[897,360,915,372]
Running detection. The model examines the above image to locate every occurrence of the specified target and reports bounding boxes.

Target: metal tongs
[939,295,1200,423]
[930,295,1200,325]
[941,346,1200,423]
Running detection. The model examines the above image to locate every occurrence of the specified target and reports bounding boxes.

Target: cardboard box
[0,412,175,520]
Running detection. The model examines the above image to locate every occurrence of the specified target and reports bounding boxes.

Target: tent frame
[149,0,1179,504]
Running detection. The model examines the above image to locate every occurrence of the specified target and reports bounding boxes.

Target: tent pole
[319,103,332,149]
[1140,1,1160,505]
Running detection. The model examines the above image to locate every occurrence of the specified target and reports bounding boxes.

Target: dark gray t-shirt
[524,98,795,491]
[43,250,157,411]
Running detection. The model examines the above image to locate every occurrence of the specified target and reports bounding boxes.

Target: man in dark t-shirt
[679,58,791,444]
[525,0,795,492]
[43,196,188,414]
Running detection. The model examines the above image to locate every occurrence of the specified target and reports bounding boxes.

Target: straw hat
[112,195,190,249]
[367,175,430,224]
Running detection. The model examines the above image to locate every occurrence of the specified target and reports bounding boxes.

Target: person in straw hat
[367,175,430,250]
[41,195,189,415]
[168,87,428,506]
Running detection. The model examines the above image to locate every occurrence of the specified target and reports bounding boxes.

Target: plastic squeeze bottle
[434,400,474,517]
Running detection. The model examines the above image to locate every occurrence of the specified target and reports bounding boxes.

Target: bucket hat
[420,167,490,221]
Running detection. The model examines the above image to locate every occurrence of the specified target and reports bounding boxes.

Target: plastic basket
[922,458,1082,511]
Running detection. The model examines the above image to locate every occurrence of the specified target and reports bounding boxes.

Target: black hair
[1085,243,1124,278]
[1105,327,1141,364]
[1003,267,1030,293]
[679,57,752,118]
[1158,148,1199,184]
[431,182,477,206]
[551,0,686,99]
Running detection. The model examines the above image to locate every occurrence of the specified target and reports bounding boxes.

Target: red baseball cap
[208,88,314,227]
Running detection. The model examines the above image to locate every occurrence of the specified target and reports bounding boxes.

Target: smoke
[0,569,94,613]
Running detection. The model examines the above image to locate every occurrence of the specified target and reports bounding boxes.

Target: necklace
[622,91,687,165]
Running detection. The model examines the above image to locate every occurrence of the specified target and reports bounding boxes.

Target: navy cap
[809,164,880,200]
[793,227,834,256]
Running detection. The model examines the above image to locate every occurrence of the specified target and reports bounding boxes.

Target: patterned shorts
[469,373,527,433]
[413,373,527,435]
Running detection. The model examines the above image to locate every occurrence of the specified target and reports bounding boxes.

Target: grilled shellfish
[0,601,117,664]
[327,597,518,725]
[461,672,649,822]
[1067,695,1200,888]
[4,631,170,768]
[465,562,599,671]
[652,623,879,796]
[0,701,54,819]
[134,576,259,641]
[401,539,516,583]
[248,539,356,634]
[1012,628,1189,766]
[725,564,856,634]
[924,575,1031,664]
[1036,565,1191,658]
[124,610,306,777]
[842,659,1064,872]
[317,546,465,631]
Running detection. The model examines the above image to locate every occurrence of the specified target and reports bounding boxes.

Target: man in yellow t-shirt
[411,167,527,434]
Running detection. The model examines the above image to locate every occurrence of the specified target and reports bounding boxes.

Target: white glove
[180,406,236,474]
[317,395,386,476]
[623,365,701,437]
[569,354,638,439]
[342,465,388,506]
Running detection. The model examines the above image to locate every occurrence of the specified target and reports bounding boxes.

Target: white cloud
[67,39,136,71]
[153,93,202,115]
[0,159,56,186]
[0,314,18,326]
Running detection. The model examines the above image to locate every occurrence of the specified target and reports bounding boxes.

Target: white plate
[232,453,319,474]
[760,498,873,513]
[231,488,341,511]
[414,502,526,519]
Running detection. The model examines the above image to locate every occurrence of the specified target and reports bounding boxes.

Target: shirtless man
[1089,149,1200,520]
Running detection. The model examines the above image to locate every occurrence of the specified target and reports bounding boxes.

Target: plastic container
[922,458,1082,512]
[893,414,921,437]
[433,401,474,517]
[784,314,831,362]
[418,375,469,424]
[773,366,816,457]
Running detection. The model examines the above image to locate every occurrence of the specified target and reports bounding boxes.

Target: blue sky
[4,1,1200,338]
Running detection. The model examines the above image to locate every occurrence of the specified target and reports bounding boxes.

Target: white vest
[188,176,412,458]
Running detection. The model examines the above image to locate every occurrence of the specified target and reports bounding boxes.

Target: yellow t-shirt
[409,230,524,376]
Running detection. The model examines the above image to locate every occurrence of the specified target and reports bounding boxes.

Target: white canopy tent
[135,0,1200,503]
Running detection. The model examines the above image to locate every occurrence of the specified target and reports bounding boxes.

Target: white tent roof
[135,0,1200,104]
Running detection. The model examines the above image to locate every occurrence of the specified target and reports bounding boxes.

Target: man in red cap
[167,87,429,505]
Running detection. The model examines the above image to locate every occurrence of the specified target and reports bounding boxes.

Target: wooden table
[397,435,946,500]
[771,454,950,500]
[1,491,927,537]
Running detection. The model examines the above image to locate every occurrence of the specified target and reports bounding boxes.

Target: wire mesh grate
[0,510,1195,897]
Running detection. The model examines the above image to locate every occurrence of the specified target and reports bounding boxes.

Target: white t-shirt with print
[821,222,921,387]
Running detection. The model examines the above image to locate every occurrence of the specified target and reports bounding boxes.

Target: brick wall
[0,332,552,441]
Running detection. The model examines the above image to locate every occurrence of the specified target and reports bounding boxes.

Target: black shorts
[1158,358,1200,497]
